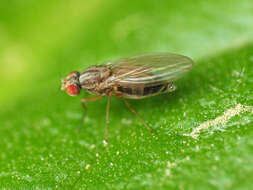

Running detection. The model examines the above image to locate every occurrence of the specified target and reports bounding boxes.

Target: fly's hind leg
[123,99,153,134]
[78,96,102,132]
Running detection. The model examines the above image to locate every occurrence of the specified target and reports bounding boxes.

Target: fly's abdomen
[116,83,171,99]
[143,84,168,95]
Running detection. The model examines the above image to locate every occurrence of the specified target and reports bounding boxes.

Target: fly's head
[61,71,81,96]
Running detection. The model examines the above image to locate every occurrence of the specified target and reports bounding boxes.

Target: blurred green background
[0,0,253,189]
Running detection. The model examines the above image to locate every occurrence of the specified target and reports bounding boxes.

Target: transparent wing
[107,52,194,85]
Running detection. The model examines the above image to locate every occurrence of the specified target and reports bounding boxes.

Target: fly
[61,52,194,141]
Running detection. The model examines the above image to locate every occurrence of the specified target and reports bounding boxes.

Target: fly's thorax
[79,66,111,90]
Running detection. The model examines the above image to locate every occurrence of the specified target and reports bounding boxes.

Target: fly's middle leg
[105,95,112,142]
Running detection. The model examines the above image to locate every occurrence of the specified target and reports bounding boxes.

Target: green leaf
[1,0,253,189]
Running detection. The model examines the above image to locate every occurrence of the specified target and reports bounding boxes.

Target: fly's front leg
[78,96,102,131]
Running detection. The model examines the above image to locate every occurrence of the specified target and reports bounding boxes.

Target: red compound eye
[66,84,80,96]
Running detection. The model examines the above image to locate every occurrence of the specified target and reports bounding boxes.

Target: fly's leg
[105,95,111,142]
[78,96,102,131]
[80,95,102,121]
[123,99,153,134]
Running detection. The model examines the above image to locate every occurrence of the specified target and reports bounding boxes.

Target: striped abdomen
[116,82,175,99]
